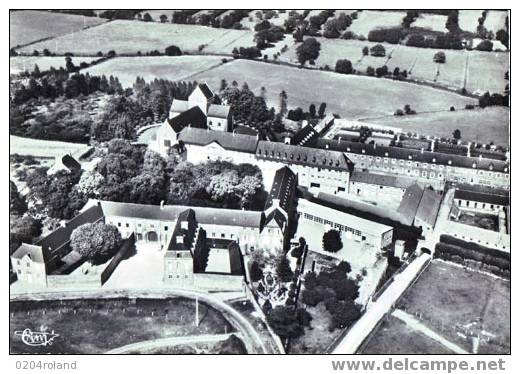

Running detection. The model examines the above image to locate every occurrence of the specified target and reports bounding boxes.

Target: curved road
[10,288,271,354]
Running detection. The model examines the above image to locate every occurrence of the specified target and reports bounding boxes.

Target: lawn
[364,106,509,146]
[483,10,508,33]
[10,56,97,74]
[361,315,453,354]
[348,10,406,38]
[10,135,90,158]
[187,59,476,118]
[396,260,510,354]
[412,14,448,33]
[10,10,106,48]
[279,37,509,94]
[9,297,235,354]
[18,20,256,55]
[83,56,226,87]
[458,10,482,33]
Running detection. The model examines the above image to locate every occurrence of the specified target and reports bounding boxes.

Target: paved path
[331,253,431,354]
[106,333,236,354]
[392,309,469,354]
[10,288,274,354]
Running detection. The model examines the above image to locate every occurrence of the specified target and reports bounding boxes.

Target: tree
[276,254,293,282]
[328,300,361,330]
[335,59,353,74]
[10,181,27,215]
[362,46,369,56]
[295,37,321,65]
[445,10,460,33]
[496,29,509,49]
[143,13,153,22]
[370,44,386,57]
[10,215,42,243]
[318,102,327,117]
[160,14,168,23]
[433,51,446,63]
[249,260,264,282]
[476,39,493,51]
[266,306,311,339]
[308,104,316,118]
[165,45,182,56]
[366,66,375,76]
[278,90,288,116]
[453,129,461,140]
[322,229,343,253]
[70,222,122,264]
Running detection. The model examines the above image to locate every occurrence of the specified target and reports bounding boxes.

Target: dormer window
[448,160,452,165]
[347,147,351,152]
[432,158,436,163]
[361,149,365,154]
[489,164,494,171]
[408,155,412,160]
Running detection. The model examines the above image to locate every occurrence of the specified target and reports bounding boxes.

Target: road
[331,253,431,354]
[10,288,275,354]
[106,333,236,354]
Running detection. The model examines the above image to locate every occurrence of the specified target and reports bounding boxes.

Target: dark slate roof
[291,124,319,146]
[208,104,230,118]
[256,141,354,172]
[178,127,259,153]
[98,200,265,229]
[36,205,104,253]
[415,189,442,227]
[167,209,197,252]
[454,189,510,206]
[397,184,424,224]
[350,171,414,189]
[61,154,81,170]
[233,125,258,136]
[265,166,297,213]
[265,208,287,230]
[168,106,207,133]
[197,83,214,99]
[11,243,48,263]
[315,139,509,173]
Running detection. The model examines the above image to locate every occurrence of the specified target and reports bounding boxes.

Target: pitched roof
[178,127,259,153]
[170,99,189,114]
[98,200,265,229]
[291,124,319,146]
[415,189,442,227]
[168,106,207,133]
[265,208,287,230]
[315,139,509,173]
[256,141,354,172]
[233,125,258,136]
[397,184,424,225]
[196,83,214,99]
[208,104,230,118]
[61,154,81,170]
[454,189,510,206]
[11,243,48,263]
[350,171,414,189]
[265,166,297,213]
[167,209,198,252]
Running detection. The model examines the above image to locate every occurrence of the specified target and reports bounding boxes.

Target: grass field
[187,59,475,118]
[484,10,508,33]
[10,56,97,74]
[349,10,405,38]
[83,56,225,87]
[17,20,256,55]
[9,297,234,354]
[10,135,90,158]
[458,10,482,33]
[279,37,509,94]
[361,315,453,354]
[412,14,448,33]
[10,10,106,47]
[397,260,510,354]
[364,106,509,146]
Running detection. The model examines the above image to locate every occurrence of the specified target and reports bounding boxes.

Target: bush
[370,44,386,57]
[433,51,446,63]
[70,222,122,264]
[335,59,353,74]
[165,45,182,56]
[476,39,493,51]
[322,230,343,253]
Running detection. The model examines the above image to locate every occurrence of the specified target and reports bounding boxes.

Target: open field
[10,56,97,74]
[279,37,509,94]
[364,106,509,146]
[10,135,89,159]
[17,20,256,55]
[187,59,476,118]
[361,315,453,354]
[397,260,510,354]
[10,10,106,47]
[412,14,447,33]
[83,56,225,87]
[9,297,234,354]
[349,10,405,38]
[484,10,508,33]
[458,10,482,33]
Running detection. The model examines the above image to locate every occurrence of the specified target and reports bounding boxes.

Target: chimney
[160,200,165,209]
[421,147,424,154]
[325,143,329,149]
[232,130,235,136]
[284,137,291,145]
[430,140,435,152]
[467,142,472,157]
[337,136,342,143]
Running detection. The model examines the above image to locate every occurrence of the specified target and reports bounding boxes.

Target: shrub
[335,59,353,74]
[433,51,446,63]
[370,44,386,57]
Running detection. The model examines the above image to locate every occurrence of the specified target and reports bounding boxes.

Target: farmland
[412,13,447,32]
[17,20,256,56]
[10,10,106,47]
[10,135,90,159]
[458,10,482,33]
[82,56,226,87]
[484,10,508,33]
[349,10,405,38]
[279,37,509,94]
[364,106,509,146]
[10,56,97,74]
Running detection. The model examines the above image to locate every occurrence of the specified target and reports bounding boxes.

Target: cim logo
[14,328,59,347]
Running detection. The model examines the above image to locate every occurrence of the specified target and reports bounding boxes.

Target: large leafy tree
[295,37,321,65]
[70,222,122,264]
[10,181,27,215]
[266,306,312,339]
[322,230,343,253]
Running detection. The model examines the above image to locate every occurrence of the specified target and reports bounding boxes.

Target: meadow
[17,20,256,56]
[364,106,509,146]
[10,135,90,159]
[10,10,106,47]
[82,56,226,87]
[348,10,405,38]
[10,56,97,74]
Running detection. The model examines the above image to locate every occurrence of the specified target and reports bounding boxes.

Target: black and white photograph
[7,4,513,370]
